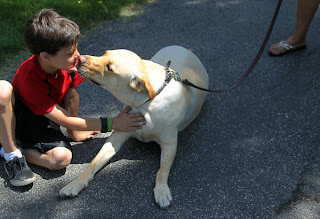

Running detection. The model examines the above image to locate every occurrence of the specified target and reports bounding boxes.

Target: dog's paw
[59,178,88,198]
[153,185,172,209]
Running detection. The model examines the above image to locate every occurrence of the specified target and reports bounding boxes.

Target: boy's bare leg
[22,147,72,170]
[64,87,98,141]
[0,81,19,154]
[0,80,35,186]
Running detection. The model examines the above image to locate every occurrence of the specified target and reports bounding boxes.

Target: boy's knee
[48,147,72,170]
[0,80,13,106]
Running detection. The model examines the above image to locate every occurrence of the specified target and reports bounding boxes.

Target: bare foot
[68,130,99,142]
[268,36,306,55]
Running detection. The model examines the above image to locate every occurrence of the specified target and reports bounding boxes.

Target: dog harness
[155,61,182,96]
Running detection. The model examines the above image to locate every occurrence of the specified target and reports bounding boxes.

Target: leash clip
[173,72,182,82]
[165,60,182,83]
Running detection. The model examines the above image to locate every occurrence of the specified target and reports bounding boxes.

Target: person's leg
[22,147,72,170]
[64,87,98,141]
[290,0,320,44]
[0,81,19,154]
[17,110,73,170]
[269,0,320,55]
[0,80,35,186]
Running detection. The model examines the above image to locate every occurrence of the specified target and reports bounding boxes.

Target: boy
[0,9,145,187]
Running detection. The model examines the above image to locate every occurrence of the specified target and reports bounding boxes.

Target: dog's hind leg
[154,134,178,209]
[59,131,131,198]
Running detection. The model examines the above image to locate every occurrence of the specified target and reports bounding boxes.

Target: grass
[0,0,149,80]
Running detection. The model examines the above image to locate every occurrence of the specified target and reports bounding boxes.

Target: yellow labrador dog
[59,45,209,209]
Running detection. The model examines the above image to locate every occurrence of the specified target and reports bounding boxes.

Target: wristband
[100,117,108,133]
[100,117,113,133]
[107,117,112,132]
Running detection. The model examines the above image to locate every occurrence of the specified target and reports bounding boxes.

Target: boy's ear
[39,52,52,62]
[129,76,156,100]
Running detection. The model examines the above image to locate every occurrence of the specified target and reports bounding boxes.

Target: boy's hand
[112,106,146,131]
[68,130,99,142]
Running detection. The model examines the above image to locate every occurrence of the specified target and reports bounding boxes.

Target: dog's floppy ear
[130,76,156,100]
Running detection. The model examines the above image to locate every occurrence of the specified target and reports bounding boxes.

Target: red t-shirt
[12,55,85,115]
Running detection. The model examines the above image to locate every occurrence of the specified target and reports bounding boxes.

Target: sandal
[268,40,306,56]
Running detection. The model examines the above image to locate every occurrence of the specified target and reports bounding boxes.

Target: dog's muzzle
[77,61,102,86]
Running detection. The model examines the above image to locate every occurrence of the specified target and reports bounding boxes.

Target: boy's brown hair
[24,9,80,56]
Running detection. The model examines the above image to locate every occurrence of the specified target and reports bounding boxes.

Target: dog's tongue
[69,58,79,72]
[69,66,77,72]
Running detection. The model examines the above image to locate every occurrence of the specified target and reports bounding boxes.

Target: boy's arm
[44,104,101,131]
[62,87,90,140]
[44,104,146,132]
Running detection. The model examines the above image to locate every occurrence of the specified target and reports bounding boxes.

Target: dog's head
[78,49,156,100]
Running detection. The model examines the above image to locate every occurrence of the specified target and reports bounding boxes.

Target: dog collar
[144,61,182,103]
[155,61,182,96]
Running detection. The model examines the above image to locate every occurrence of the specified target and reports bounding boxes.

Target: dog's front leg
[154,134,178,209]
[59,131,131,198]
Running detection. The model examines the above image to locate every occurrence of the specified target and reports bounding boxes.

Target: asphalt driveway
[1,0,320,218]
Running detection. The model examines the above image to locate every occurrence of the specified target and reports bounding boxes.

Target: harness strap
[155,61,182,95]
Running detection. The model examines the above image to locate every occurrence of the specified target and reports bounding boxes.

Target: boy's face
[45,44,79,73]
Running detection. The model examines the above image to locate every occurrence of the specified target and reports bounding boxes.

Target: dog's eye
[106,64,112,72]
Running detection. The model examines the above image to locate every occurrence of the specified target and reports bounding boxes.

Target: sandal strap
[279,40,296,50]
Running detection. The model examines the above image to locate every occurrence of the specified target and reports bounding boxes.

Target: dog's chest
[131,111,162,143]
[132,129,159,143]
[130,103,183,143]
